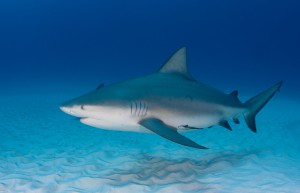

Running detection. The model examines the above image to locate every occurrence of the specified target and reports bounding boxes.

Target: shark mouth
[80,117,104,123]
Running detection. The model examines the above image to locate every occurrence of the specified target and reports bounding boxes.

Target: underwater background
[0,0,300,192]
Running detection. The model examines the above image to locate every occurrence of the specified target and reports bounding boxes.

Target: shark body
[60,47,282,149]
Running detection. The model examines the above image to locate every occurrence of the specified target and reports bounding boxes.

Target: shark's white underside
[79,99,242,133]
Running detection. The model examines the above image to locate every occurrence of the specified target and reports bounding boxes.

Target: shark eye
[81,105,85,110]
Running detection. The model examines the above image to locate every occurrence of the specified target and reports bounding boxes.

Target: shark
[60,47,282,149]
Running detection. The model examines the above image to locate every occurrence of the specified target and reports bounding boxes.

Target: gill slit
[138,101,142,116]
[142,101,146,116]
[131,101,148,117]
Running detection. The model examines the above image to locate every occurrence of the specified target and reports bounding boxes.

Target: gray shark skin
[60,47,283,149]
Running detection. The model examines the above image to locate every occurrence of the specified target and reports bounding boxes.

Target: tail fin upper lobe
[243,81,283,133]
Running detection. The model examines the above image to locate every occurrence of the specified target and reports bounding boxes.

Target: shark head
[60,85,131,122]
[60,92,92,118]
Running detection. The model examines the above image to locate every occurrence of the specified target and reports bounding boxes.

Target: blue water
[0,0,300,192]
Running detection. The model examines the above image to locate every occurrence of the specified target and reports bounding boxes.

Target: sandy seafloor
[0,90,300,193]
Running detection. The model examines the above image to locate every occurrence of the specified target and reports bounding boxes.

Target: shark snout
[59,101,79,116]
[60,101,89,118]
[59,105,78,116]
[60,106,72,114]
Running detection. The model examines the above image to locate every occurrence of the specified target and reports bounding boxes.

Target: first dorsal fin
[159,47,192,79]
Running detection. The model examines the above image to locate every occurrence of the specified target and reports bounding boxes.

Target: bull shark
[60,47,282,149]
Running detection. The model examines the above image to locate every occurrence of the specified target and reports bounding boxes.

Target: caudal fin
[244,81,283,133]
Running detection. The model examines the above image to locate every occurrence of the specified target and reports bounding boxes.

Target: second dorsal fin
[229,90,241,102]
[230,90,238,98]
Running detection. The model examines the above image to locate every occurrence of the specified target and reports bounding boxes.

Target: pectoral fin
[139,118,208,149]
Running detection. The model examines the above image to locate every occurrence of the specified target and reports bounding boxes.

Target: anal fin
[139,118,208,149]
[219,120,232,131]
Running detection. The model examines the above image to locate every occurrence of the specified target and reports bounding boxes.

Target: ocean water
[1,0,300,192]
